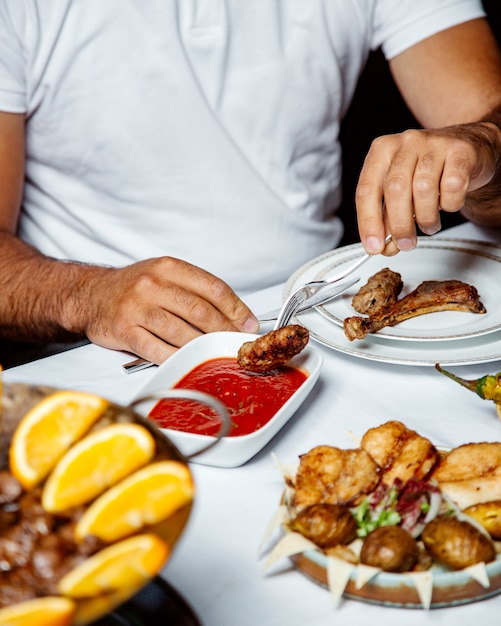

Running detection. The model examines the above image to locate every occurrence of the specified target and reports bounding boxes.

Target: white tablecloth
[4,222,501,626]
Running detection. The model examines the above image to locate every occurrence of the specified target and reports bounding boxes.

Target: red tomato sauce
[148,357,307,437]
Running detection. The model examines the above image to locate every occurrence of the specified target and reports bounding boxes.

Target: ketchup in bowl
[148,357,307,437]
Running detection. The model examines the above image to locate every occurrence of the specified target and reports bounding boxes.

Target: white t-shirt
[0,0,485,291]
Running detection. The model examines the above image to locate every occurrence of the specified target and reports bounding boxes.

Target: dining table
[4,220,501,626]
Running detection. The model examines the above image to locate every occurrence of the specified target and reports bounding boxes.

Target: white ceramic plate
[284,238,501,366]
[130,332,322,468]
[297,240,501,342]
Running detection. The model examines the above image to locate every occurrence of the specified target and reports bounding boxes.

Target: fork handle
[309,234,392,289]
[122,357,155,373]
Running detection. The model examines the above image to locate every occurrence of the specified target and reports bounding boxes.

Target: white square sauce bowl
[130,331,322,467]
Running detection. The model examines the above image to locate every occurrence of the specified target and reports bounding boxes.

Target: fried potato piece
[290,502,358,548]
[293,446,380,510]
[464,501,501,540]
[237,324,309,373]
[360,420,439,485]
[432,443,501,509]
[360,526,418,572]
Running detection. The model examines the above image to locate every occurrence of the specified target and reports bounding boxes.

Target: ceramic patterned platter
[263,436,501,610]
[290,544,501,609]
[283,238,501,366]
[300,240,501,342]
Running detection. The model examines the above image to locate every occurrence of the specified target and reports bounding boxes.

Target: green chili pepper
[435,363,501,403]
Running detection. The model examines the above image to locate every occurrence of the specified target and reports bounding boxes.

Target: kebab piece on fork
[237,325,309,373]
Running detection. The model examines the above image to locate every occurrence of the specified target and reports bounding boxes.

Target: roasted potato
[360,526,418,572]
[464,500,501,540]
[290,502,357,549]
[422,516,495,570]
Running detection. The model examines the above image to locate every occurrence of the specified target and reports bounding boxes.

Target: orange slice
[42,423,156,513]
[58,533,169,598]
[72,582,145,625]
[9,390,109,489]
[75,460,194,543]
[0,596,75,626]
[73,581,144,626]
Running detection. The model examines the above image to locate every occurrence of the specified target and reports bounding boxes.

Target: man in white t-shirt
[0,0,501,365]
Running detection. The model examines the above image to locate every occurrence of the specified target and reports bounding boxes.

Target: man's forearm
[0,232,110,343]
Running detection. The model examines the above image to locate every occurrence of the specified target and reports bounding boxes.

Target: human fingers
[120,329,183,365]
[355,135,408,256]
[437,137,489,215]
[355,134,395,254]
[379,130,435,251]
[360,131,460,250]
[82,258,258,363]
[409,122,501,220]
[409,145,443,236]
[357,124,500,254]
[104,292,208,361]
[119,257,259,335]
[83,278,203,364]
[145,257,258,333]
[412,126,499,228]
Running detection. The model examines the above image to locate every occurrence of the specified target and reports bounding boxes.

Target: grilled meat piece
[360,420,439,486]
[351,268,403,316]
[293,445,380,510]
[237,324,309,373]
[344,279,486,341]
[0,471,22,505]
[432,442,501,509]
[0,470,105,607]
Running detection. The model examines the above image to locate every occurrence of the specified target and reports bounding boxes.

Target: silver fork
[273,234,392,329]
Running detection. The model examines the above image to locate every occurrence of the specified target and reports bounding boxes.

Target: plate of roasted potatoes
[263,420,501,609]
